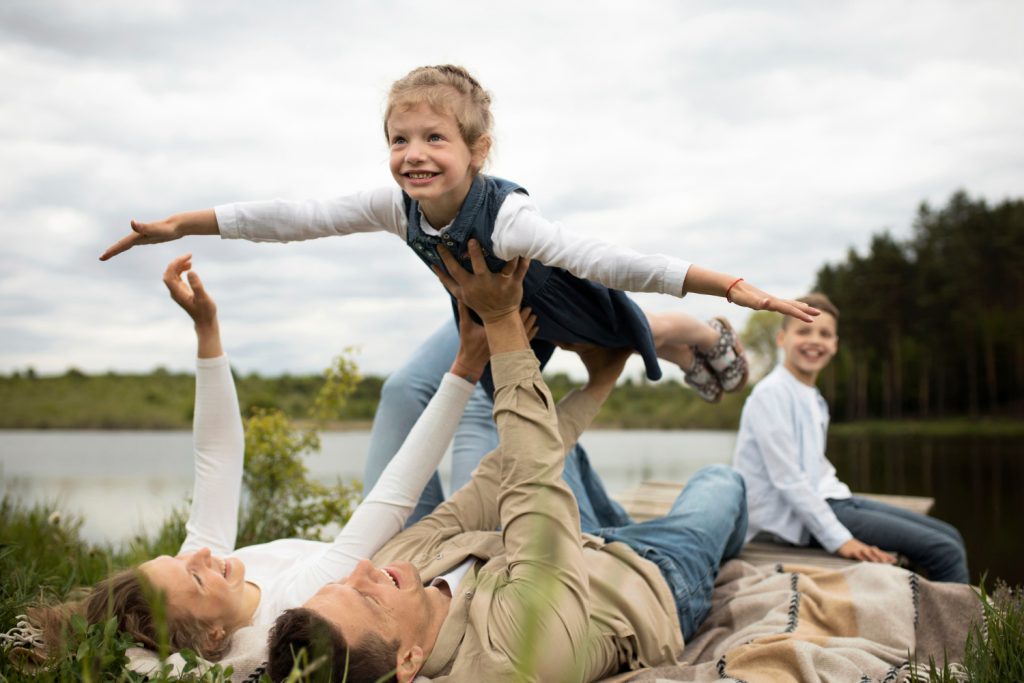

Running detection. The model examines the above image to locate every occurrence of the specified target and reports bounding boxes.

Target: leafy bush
[1,353,364,680]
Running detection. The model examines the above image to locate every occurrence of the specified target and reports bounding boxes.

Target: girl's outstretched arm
[100,209,220,261]
[682,265,819,322]
[494,194,819,322]
[101,187,407,260]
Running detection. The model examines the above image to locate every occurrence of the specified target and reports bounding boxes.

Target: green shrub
[1,353,364,680]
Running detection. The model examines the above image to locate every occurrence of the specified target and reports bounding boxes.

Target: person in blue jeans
[733,292,969,583]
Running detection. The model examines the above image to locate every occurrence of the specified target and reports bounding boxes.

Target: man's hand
[100,209,219,261]
[432,240,529,324]
[449,304,539,383]
[558,342,631,407]
[432,240,531,356]
[836,538,897,564]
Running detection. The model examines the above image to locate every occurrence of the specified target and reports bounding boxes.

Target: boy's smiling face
[777,312,838,386]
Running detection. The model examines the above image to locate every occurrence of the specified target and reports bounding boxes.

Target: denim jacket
[404,175,662,391]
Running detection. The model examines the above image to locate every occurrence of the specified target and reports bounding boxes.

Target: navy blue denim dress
[404,174,662,395]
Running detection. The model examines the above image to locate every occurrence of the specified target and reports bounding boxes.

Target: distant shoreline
[2,417,1022,437]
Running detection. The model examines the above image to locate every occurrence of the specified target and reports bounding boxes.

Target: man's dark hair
[267,607,400,683]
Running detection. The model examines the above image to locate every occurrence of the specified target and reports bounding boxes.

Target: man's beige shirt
[372,351,684,682]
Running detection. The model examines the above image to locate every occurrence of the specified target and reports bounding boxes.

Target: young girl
[21,254,510,673]
[101,64,817,405]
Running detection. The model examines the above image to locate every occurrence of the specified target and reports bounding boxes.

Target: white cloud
[1,0,1022,379]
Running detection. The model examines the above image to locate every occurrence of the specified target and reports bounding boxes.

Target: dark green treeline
[815,191,1024,421]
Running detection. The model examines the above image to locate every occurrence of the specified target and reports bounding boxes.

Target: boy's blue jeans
[364,321,747,639]
[827,496,969,583]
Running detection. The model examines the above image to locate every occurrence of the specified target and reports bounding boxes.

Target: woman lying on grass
[28,253,528,662]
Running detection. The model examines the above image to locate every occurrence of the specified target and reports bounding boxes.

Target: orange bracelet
[725,277,744,303]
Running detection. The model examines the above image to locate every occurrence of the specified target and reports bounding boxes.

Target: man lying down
[266,243,748,683]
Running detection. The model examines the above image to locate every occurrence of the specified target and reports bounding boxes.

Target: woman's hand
[163,254,223,358]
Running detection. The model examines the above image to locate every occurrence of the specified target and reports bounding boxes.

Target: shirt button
[435,553,443,560]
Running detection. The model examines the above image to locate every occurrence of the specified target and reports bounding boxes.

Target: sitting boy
[732,293,969,583]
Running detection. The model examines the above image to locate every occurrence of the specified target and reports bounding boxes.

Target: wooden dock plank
[612,480,935,570]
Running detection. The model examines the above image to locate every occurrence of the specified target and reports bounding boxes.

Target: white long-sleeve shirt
[732,364,852,552]
[215,185,691,297]
[181,353,474,625]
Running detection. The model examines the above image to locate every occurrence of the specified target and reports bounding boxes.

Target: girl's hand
[727,280,820,323]
[100,209,219,261]
[102,217,183,260]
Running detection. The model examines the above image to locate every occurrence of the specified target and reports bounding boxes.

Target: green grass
[0,495,226,681]
[909,579,1024,682]
[4,495,1023,681]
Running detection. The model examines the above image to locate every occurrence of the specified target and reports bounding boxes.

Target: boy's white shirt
[214,186,691,297]
[732,364,853,552]
[180,353,476,625]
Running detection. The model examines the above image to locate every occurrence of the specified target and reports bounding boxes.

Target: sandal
[683,353,723,403]
[702,317,749,393]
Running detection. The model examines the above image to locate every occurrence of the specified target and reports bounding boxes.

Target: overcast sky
[2,0,1022,381]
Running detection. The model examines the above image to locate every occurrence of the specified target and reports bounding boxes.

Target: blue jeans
[827,496,969,583]
[594,465,748,640]
[364,321,632,529]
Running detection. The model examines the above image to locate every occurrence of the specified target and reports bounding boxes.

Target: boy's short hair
[781,292,839,329]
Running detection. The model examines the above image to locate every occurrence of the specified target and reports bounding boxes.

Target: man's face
[777,312,838,385]
[304,559,445,658]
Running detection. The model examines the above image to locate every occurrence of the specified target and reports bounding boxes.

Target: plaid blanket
[610,559,979,683]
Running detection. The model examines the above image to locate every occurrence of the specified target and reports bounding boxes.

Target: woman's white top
[178,354,474,625]
[215,186,691,297]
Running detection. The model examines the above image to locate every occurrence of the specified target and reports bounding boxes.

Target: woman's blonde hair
[28,567,228,661]
[384,64,494,155]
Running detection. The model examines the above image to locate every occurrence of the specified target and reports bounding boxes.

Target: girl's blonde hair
[28,567,228,661]
[384,64,494,153]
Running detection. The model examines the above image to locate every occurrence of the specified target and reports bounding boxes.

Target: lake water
[1,430,1020,585]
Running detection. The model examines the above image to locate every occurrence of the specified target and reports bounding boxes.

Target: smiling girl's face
[386,101,489,229]
[140,546,250,641]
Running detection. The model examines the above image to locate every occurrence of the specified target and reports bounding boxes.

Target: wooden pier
[614,480,935,570]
